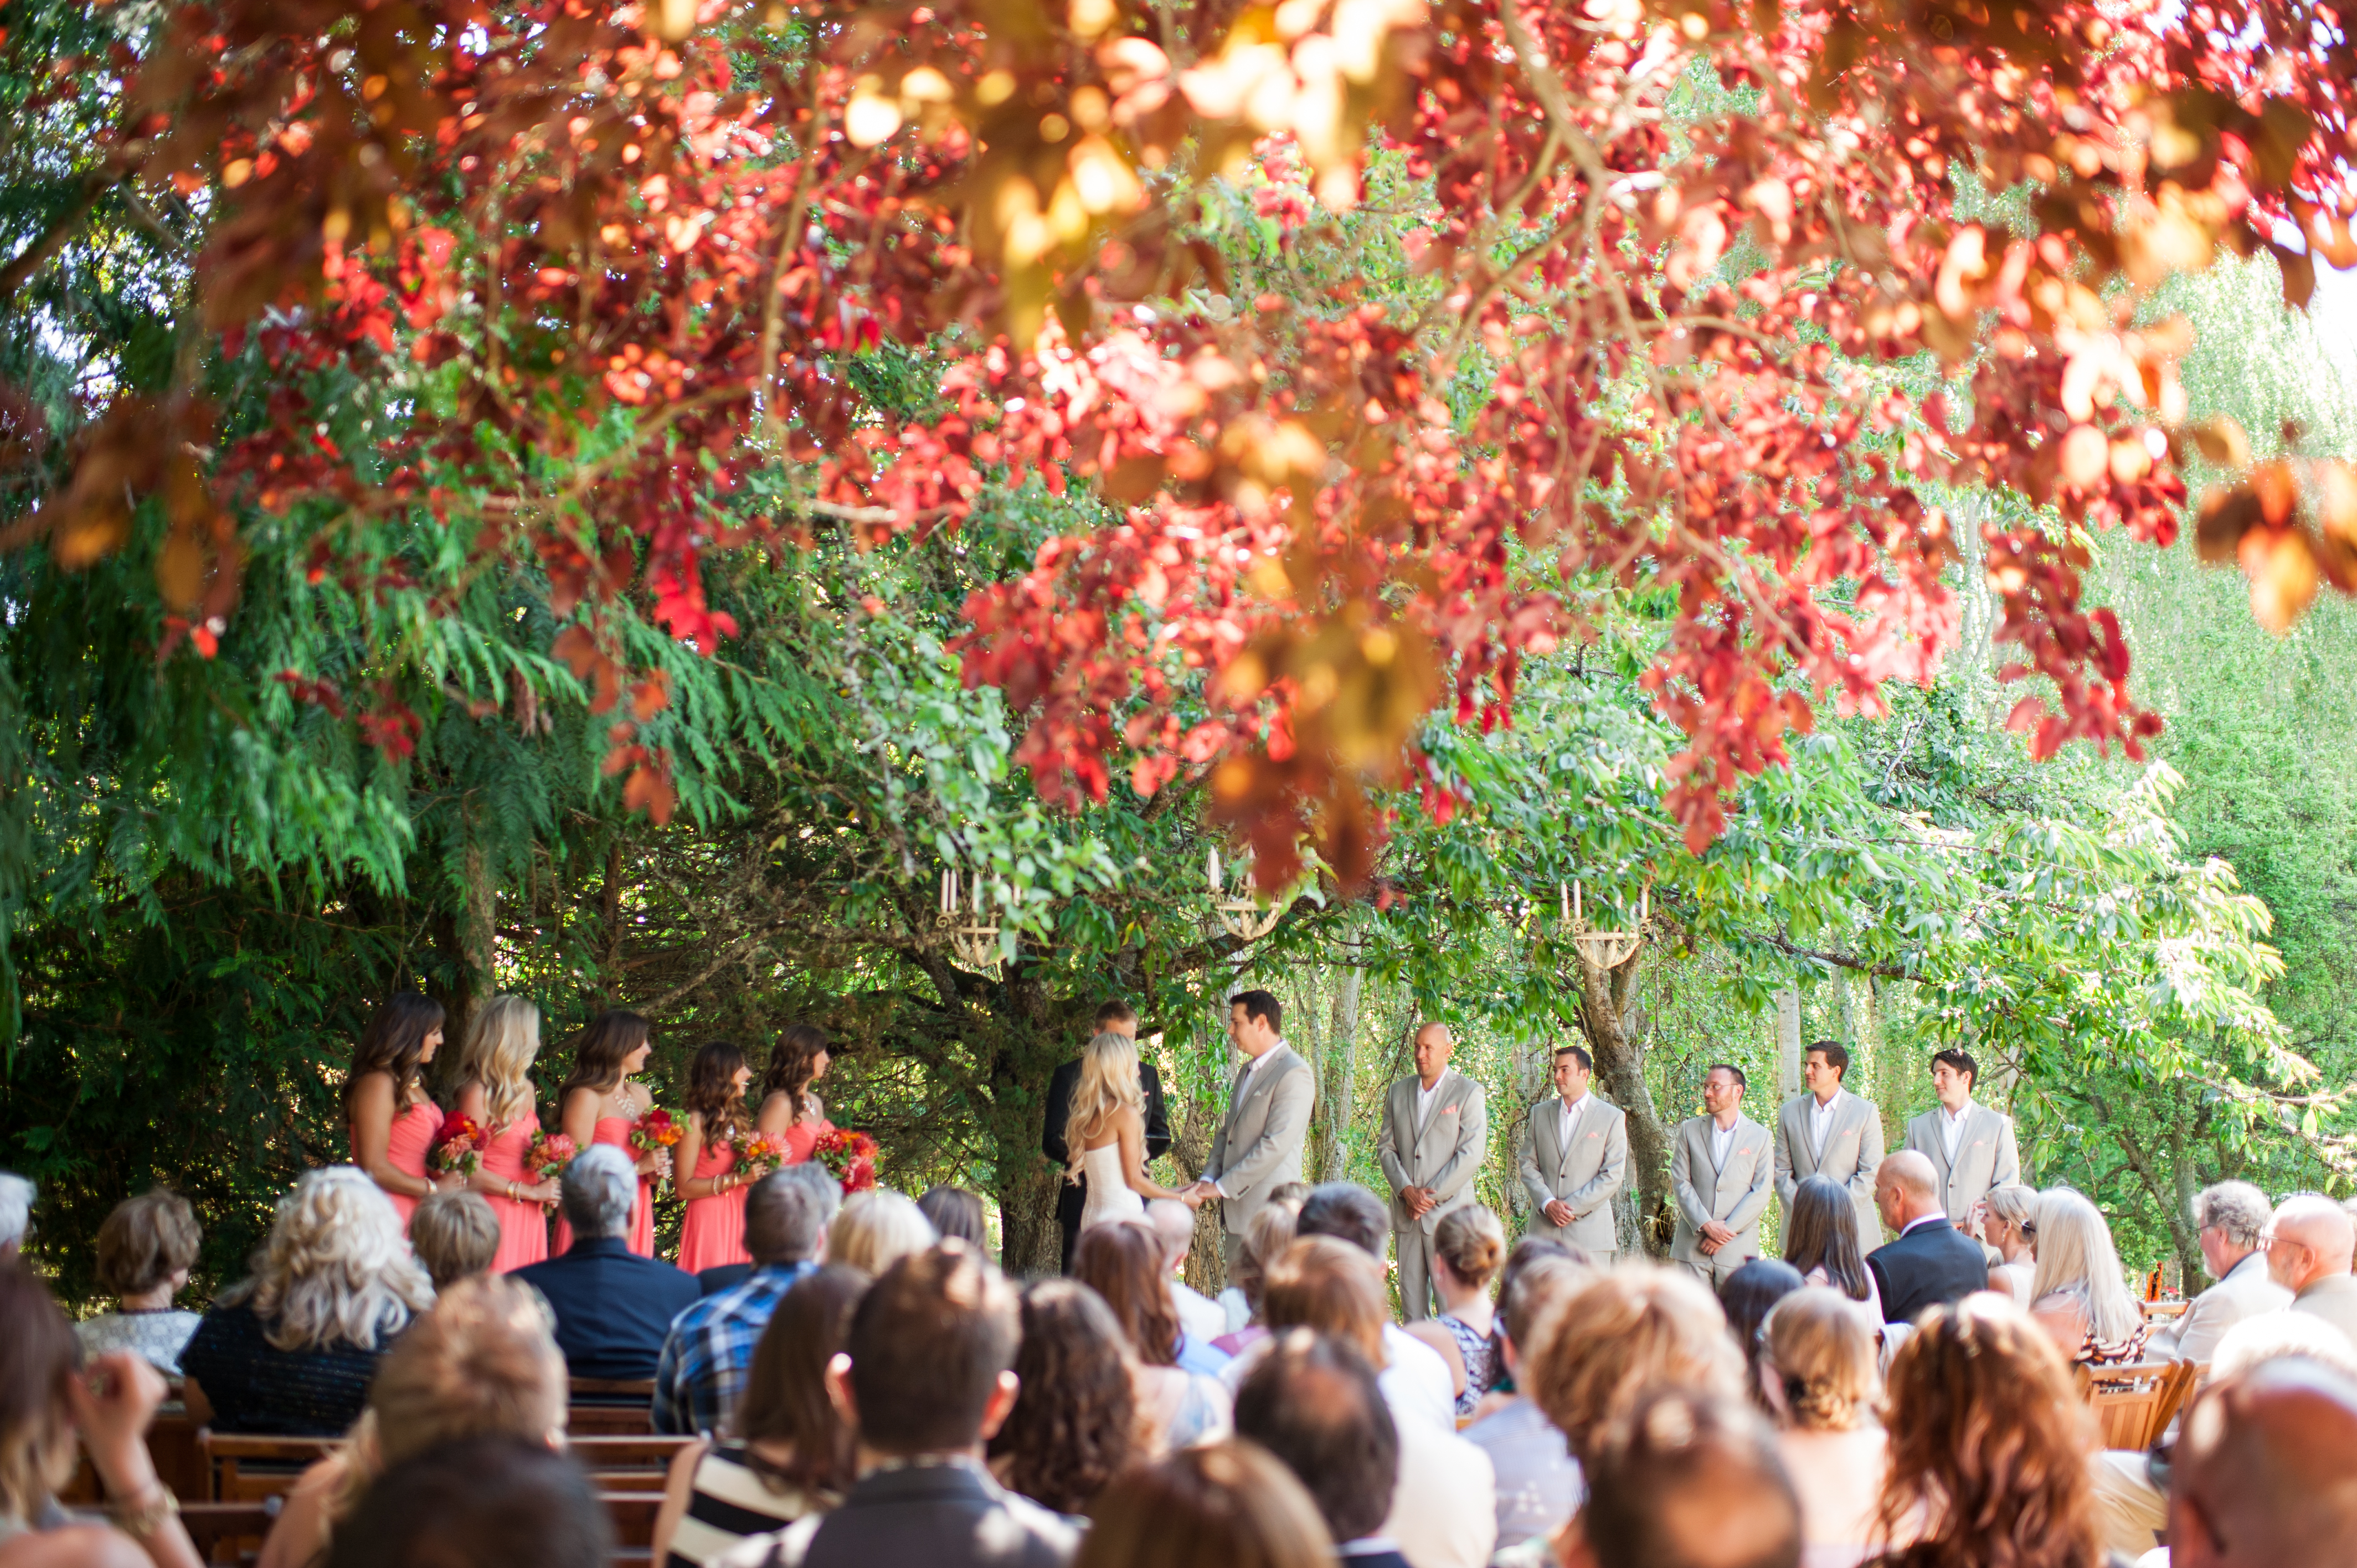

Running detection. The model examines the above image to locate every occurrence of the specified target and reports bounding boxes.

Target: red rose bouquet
[527,1131,577,1183]
[735,1131,788,1180]
[431,1116,488,1178]
[629,1107,683,1154]
[812,1128,878,1194]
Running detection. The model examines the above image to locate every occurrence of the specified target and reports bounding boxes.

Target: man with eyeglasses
[2168,1356,2357,1568]
[2260,1195,2357,1346]
[2150,1182,2293,1365]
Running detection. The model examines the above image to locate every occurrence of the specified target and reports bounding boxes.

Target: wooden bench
[2080,1360,2199,1451]
[183,1500,276,1565]
[198,1431,692,1501]
[573,1434,694,1492]
[570,1378,658,1436]
[602,1490,661,1549]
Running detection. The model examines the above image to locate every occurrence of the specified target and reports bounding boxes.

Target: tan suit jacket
[2151,1251,2291,1364]
[1902,1102,2021,1225]
[1376,1070,1489,1236]
[1669,1113,1774,1268]
[1774,1089,1885,1251]
[1516,1094,1628,1253]
[1203,1044,1315,1237]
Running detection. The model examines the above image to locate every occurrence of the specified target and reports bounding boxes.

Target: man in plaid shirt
[654,1162,841,1435]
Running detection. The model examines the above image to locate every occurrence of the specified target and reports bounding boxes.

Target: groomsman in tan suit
[1189,989,1315,1275]
[1773,1040,1885,1253]
[1376,1022,1490,1319]
[1516,1044,1628,1261]
[1901,1048,2021,1257]
[1669,1063,1774,1286]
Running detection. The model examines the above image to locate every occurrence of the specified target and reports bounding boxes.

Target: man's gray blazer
[2151,1251,2291,1364]
[1516,1095,1628,1254]
[1902,1102,2022,1226]
[1376,1070,1489,1236]
[1669,1113,1774,1268]
[1773,1089,1885,1252]
[1203,1044,1315,1237]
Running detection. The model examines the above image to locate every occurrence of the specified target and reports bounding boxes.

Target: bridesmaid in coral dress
[343,991,453,1232]
[675,1040,758,1273]
[552,1009,670,1257]
[449,995,562,1272]
[754,1023,836,1164]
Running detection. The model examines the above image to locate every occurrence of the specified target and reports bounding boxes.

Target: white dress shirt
[1557,1092,1590,1148]
[1939,1101,1971,1163]
[1708,1116,1737,1170]
[1416,1075,1443,1132]
[1213,1041,1286,1198]
[1807,1091,1838,1157]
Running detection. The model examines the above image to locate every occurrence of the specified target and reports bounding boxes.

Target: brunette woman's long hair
[684,1040,750,1146]
[1875,1297,2104,1568]
[758,1024,829,1120]
[987,1280,1136,1514]
[343,991,447,1113]
[1782,1174,1874,1303]
[1072,1221,1182,1368]
[735,1263,866,1495]
[558,1010,651,1100]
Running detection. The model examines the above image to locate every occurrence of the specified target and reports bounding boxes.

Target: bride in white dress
[1066,1031,1201,1231]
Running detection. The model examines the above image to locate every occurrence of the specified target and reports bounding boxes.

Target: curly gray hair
[2191,1180,2273,1251]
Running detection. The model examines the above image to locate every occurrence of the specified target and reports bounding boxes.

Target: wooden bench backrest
[2079,1361,2196,1451]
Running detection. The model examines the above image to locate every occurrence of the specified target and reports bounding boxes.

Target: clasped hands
[1179,1178,1220,1209]
[1696,1219,1736,1256]
[1399,1185,1439,1219]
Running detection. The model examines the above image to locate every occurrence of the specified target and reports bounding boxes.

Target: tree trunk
[1315,939,1363,1183]
[1573,950,1673,1257]
[986,964,1071,1282]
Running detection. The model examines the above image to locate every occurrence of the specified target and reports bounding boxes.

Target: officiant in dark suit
[1041,999,1172,1272]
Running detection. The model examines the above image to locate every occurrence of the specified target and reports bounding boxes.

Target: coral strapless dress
[780,1115,835,1164]
[676,1140,748,1274]
[553,1115,655,1257]
[380,1101,444,1232]
[480,1112,552,1273]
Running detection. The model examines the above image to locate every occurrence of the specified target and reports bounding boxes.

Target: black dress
[178,1302,395,1435]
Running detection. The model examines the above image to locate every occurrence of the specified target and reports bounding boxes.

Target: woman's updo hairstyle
[1763,1287,1877,1432]
[1434,1204,1506,1287]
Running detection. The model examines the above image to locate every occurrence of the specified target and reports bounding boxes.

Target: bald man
[2170,1357,2357,1568]
[2265,1195,2357,1345]
[1375,1022,1488,1319]
[1862,1151,1987,1325]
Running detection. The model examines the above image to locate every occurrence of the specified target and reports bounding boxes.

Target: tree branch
[0,167,124,301]
[1737,931,1910,981]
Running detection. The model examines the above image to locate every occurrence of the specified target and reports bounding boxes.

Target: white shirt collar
[1900,1212,1948,1237]
[1941,1099,1973,1125]
[1238,1041,1285,1084]
[1558,1091,1590,1127]
[1414,1073,1445,1129]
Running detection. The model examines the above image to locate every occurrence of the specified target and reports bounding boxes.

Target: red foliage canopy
[14,0,2355,884]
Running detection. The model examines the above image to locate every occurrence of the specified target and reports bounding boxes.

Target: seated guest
[1976,1183,2041,1307]
[1783,1175,1883,1324]
[76,1189,204,1377]
[657,1165,841,1436]
[2211,1309,2357,1379]
[986,1280,1136,1515]
[1875,1297,2102,1568]
[1234,1331,1402,1565]
[1072,1221,1232,1452]
[1210,1204,1296,1357]
[408,1190,500,1292]
[1562,1386,1802,1568]
[2264,1194,2357,1342]
[2167,1355,2357,1568]
[0,1172,30,1259]
[1145,1198,1229,1354]
[513,1144,699,1380]
[2027,1188,2149,1366]
[257,1275,565,1568]
[1254,1238,1496,1568]
[652,1266,864,1568]
[1864,1152,1987,1324]
[2150,1180,2288,1364]
[1470,1235,1583,1417]
[1216,1182,1310,1334]
[0,1260,203,1568]
[1522,1263,1745,1467]
[719,1242,1079,1567]
[1718,1258,1807,1407]
[1291,1182,1455,1430]
[1761,1287,1911,1566]
[1073,1441,1333,1568]
[1464,1254,1588,1548]
[917,1185,989,1249]
[825,1188,935,1275]
[322,1436,610,1568]
[182,1168,433,1435]
[1401,1204,1505,1418]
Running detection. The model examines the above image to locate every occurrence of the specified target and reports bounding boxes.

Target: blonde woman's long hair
[457,996,542,1129]
[220,1167,435,1353]
[2026,1186,2141,1345]
[827,1189,936,1275]
[1064,1031,1144,1184]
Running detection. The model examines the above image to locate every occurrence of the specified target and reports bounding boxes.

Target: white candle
[1208,847,1222,893]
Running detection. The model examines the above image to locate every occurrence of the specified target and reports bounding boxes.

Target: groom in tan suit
[1376,1022,1489,1318]
[1191,989,1315,1274]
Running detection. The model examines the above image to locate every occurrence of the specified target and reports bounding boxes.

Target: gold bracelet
[104,1481,178,1538]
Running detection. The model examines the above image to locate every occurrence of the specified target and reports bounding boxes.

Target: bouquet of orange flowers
[812,1128,878,1193]
[431,1116,488,1178]
[734,1131,788,1180]
[527,1131,577,1183]
[629,1107,683,1154]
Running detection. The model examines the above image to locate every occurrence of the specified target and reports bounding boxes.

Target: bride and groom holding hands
[1042,989,1312,1270]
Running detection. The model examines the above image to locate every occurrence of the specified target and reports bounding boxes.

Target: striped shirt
[666,1444,829,1568]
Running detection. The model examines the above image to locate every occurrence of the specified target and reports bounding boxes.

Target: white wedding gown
[1079,1142,1146,1231]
